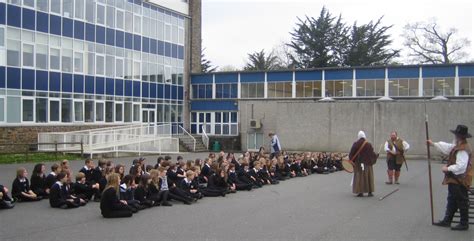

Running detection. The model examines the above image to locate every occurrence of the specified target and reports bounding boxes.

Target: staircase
[176,134,208,152]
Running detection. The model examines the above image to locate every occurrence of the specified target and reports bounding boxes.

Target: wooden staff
[424,101,435,225]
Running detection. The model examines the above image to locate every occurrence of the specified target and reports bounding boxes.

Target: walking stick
[424,101,435,225]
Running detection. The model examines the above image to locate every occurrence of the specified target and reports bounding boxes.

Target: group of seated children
[0,150,347,217]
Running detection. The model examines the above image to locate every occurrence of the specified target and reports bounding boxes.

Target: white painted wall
[147,0,189,15]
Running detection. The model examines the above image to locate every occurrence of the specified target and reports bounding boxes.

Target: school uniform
[45,172,57,189]
[0,184,15,209]
[161,176,193,204]
[200,164,213,181]
[30,174,49,198]
[119,184,141,212]
[228,171,252,191]
[290,162,304,177]
[72,182,95,201]
[207,174,229,193]
[134,185,154,207]
[11,177,40,202]
[179,178,203,199]
[248,168,265,186]
[79,166,95,183]
[49,181,82,209]
[100,187,133,218]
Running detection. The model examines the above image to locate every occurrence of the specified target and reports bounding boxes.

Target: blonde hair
[16,167,27,178]
[186,170,194,178]
[104,173,120,196]
[149,169,160,189]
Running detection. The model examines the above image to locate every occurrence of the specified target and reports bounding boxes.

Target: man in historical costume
[350,131,378,197]
[429,125,473,231]
[384,131,410,184]
[269,132,282,159]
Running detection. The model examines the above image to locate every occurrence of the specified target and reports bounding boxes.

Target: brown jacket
[442,142,473,188]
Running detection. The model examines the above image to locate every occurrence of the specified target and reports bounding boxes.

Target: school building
[0,0,473,155]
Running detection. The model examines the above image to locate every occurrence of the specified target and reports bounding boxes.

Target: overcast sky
[202,0,474,69]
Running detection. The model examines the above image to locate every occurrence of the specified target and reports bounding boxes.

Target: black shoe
[183,200,192,205]
[451,224,468,231]
[433,220,451,227]
[161,202,172,207]
[368,193,374,197]
[356,193,363,197]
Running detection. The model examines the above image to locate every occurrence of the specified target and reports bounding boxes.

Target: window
[133,61,141,80]
[134,15,141,34]
[125,12,133,33]
[7,39,21,67]
[460,77,474,96]
[0,27,4,47]
[216,84,237,99]
[116,58,124,78]
[22,99,34,122]
[85,0,95,23]
[8,0,21,5]
[247,133,264,151]
[241,83,265,98]
[50,0,61,14]
[84,100,94,122]
[295,81,322,98]
[37,0,49,12]
[74,101,84,122]
[36,45,48,70]
[325,80,352,97]
[23,0,34,8]
[22,43,34,67]
[62,49,73,73]
[124,102,132,122]
[116,10,124,30]
[105,101,113,122]
[96,102,104,122]
[7,97,21,123]
[49,99,60,122]
[96,4,105,25]
[50,48,60,70]
[62,0,73,18]
[388,79,418,97]
[268,82,292,98]
[423,78,454,96]
[133,104,140,122]
[74,0,84,19]
[61,99,72,122]
[192,84,212,99]
[356,79,385,97]
[86,51,95,75]
[96,54,105,76]
[214,112,238,135]
[164,23,171,42]
[106,55,115,77]
[106,5,115,28]
[36,98,47,123]
[74,52,83,73]
[115,103,123,122]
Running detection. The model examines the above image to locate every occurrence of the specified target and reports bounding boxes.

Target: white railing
[172,125,196,152]
[201,125,210,150]
[38,123,179,156]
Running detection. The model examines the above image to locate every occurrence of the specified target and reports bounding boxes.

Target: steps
[175,134,208,152]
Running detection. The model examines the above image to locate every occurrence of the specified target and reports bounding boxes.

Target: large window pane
[74,0,84,19]
[50,48,60,70]
[23,0,34,8]
[63,0,73,18]
[84,100,94,122]
[22,44,34,67]
[115,103,123,122]
[61,99,72,122]
[125,12,133,33]
[106,6,115,28]
[37,0,49,12]
[74,52,83,73]
[106,55,115,77]
[96,55,105,75]
[62,49,73,72]
[49,100,60,122]
[36,98,47,123]
[22,99,34,122]
[124,103,132,122]
[50,0,60,14]
[7,40,21,67]
[134,15,141,34]
[116,10,124,30]
[0,98,4,122]
[105,101,113,122]
[96,4,105,25]
[133,104,140,122]
[74,101,83,122]
[36,45,48,70]
[85,0,95,23]
[96,102,104,122]
[7,97,21,123]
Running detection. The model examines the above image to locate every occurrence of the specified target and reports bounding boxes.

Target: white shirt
[433,141,469,175]
[384,138,410,154]
[271,135,282,153]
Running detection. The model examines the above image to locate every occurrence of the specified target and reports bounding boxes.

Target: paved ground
[0,154,472,241]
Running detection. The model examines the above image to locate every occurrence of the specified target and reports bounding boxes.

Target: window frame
[48,98,61,123]
[21,97,35,123]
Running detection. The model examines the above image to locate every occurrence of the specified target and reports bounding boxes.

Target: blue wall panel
[387,67,419,79]
[85,23,95,42]
[171,85,177,99]
[157,84,164,98]
[0,3,5,25]
[49,15,61,35]
[295,70,322,81]
[85,76,94,94]
[150,39,157,54]
[142,37,149,53]
[240,72,265,83]
[325,69,353,80]
[106,28,115,46]
[96,26,105,44]
[423,66,455,78]
[142,82,149,98]
[22,8,35,30]
[150,83,157,98]
[215,73,238,83]
[62,18,73,38]
[106,78,114,95]
[190,100,238,111]
[178,86,184,100]
[267,71,292,82]
[22,69,35,90]
[7,5,21,28]
[7,68,21,89]
[36,11,49,33]
[124,80,132,96]
[356,68,385,79]
[164,85,171,99]
[49,72,61,92]
[74,75,84,93]
[191,75,213,84]
[36,71,50,91]
[125,33,133,49]
[115,30,124,48]
[133,34,141,51]
[459,65,474,77]
[61,73,72,92]
[74,20,85,40]
[115,79,124,96]
[0,67,5,88]
[133,81,141,97]
[95,77,105,95]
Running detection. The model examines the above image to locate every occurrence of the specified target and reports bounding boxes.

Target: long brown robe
[349,138,377,194]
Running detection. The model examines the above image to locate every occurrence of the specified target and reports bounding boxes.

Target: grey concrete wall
[189,0,202,74]
[239,99,474,156]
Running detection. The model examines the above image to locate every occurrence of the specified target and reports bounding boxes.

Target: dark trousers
[102,208,133,218]
[387,157,402,171]
[443,184,469,225]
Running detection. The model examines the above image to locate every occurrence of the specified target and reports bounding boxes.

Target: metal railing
[201,125,210,150]
[172,125,196,152]
[38,123,179,157]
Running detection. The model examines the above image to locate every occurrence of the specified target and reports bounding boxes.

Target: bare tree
[403,20,471,64]
[272,42,296,69]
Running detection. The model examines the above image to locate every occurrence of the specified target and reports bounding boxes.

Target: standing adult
[429,125,473,231]
[385,131,410,184]
[269,132,281,159]
[350,131,378,197]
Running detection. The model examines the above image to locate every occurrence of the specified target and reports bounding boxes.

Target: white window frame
[0,97,5,123]
[48,98,61,123]
[22,0,35,9]
[114,101,124,123]
[95,53,105,76]
[84,99,95,123]
[73,51,84,74]
[22,42,35,69]
[49,47,61,71]
[49,0,62,16]
[132,103,141,123]
[74,0,85,20]
[21,97,35,123]
[116,9,125,31]
[96,2,106,26]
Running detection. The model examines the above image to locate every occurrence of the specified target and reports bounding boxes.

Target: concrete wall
[239,99,474,156]
[189,0,202,74]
